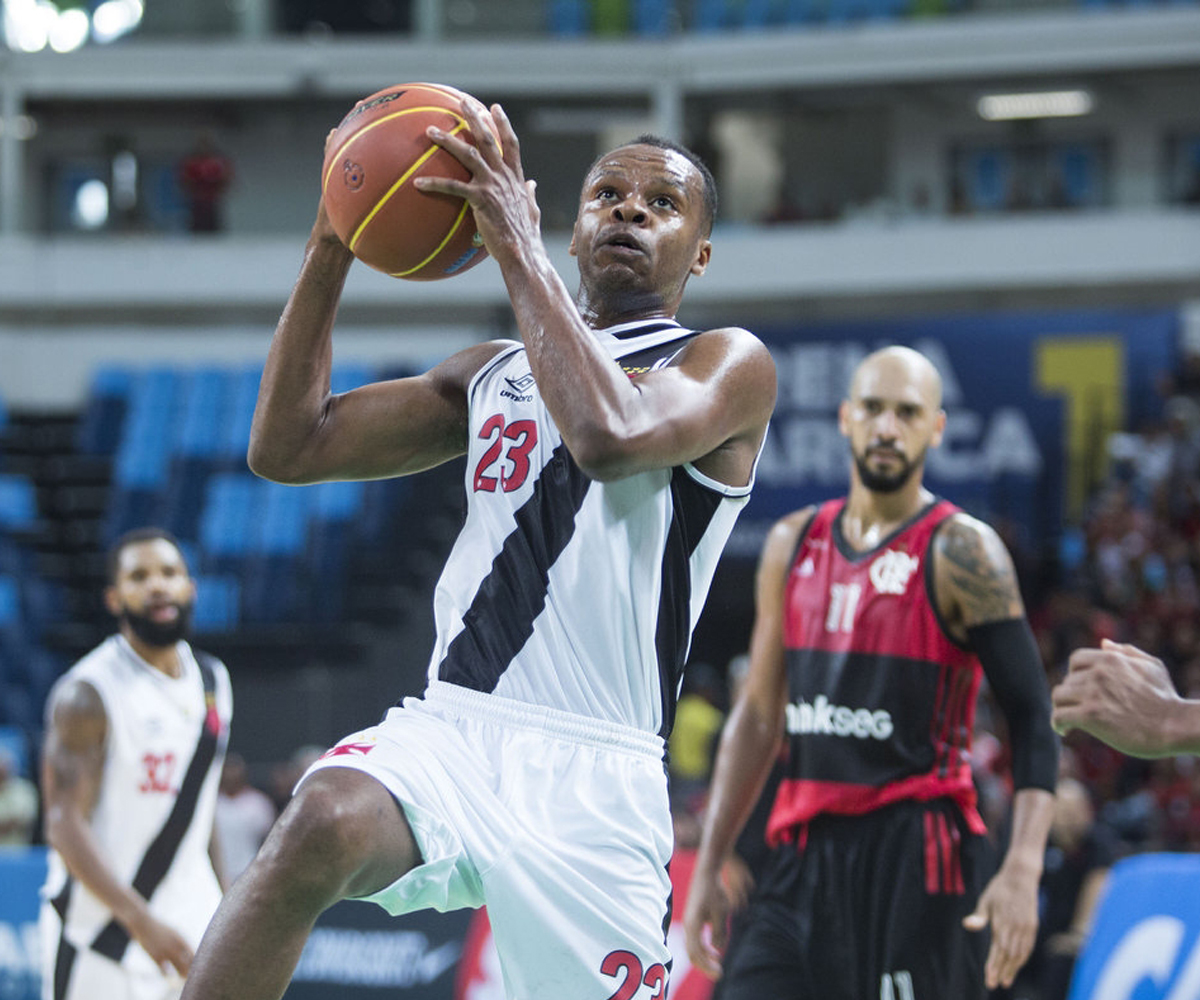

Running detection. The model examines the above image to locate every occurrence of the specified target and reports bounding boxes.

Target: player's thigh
[482,735,675,1000]
[873,822,989,1000]
[484,844,674,1000]
[877,894,986,1000]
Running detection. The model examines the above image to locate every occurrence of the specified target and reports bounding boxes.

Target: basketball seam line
[389,198,473,277]
[321,107,467,196]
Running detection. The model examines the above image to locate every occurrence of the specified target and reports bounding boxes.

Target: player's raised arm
[246,188,511,487]
[418,101,776,485]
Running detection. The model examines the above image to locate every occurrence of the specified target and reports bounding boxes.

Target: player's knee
[264,771,382,889]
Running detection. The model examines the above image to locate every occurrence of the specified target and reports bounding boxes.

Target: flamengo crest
[869,550,920,595]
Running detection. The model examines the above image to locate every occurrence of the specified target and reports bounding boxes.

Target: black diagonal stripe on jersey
[53,935,77,1000]
[438,442,592,692]
[50,876,72,920]
[91,654,220,962]
[656,466,723,742]
[50,878,75,1000]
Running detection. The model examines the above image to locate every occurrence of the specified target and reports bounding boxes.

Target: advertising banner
[734,308,1178,560]
[0,848,45,1000]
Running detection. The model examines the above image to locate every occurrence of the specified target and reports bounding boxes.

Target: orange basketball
[321,82,495,281]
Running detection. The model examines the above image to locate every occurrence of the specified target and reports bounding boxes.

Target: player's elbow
[246,444,291,483]
[569,434,639,482]
[247,438,313,485]
[42,803,77,853]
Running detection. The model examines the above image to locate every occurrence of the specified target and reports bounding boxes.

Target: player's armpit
[931,514,1025,636]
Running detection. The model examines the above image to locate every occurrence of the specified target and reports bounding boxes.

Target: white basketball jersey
[427,318,757,738]
[42,635,232,972]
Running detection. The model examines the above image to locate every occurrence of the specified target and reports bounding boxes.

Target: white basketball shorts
[301,679,676,1000]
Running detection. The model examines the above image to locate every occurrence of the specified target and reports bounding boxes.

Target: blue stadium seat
[15,649,59,712]
[693,0,732,31]
[741,0,776,28]
[0,574,20,626]
[312,481,365,524]
[0,681,39,741]
[126,367,180,429]
[77,365,134,455]
[0,723,31,777]
[220,365,262,465]
[255,482,309,556]
[0,475,38,530]
[112,429,172,490]
[826,0,874,21]
[330,364,376,396]
[192,574,241,632]
[547,0,589,35]
[199,472,257,566]
[965,149,1012,212]
[633,0,673,34]
[176,368,229,459]
[781,0,825,23]
[19,576,63,635]
[164,367,234,540]
[101,486,162,544]
[111,367,181,492]
[1054,144,1103,208]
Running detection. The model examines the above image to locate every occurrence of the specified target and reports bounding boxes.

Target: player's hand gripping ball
[321,82,497,280]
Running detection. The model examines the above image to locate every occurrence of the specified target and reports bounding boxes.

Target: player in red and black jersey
[686,346,1058,1000]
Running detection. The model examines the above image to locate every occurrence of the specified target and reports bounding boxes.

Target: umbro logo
[502,372,536,403]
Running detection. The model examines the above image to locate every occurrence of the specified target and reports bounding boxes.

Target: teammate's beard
[121,601,194,648]
[853,445,925,494]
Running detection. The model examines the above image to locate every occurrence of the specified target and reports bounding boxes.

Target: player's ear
[931,408,947,448]
[103,585,121,618]
[690,239,712,277]
[838,399,851,437]
[568,222,579,258]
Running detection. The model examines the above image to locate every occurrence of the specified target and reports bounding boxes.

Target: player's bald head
[849,346,943,411]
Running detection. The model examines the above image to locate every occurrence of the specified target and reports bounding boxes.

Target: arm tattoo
[937,519,1023,626]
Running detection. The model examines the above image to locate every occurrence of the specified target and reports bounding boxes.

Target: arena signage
[730,308,1178,559]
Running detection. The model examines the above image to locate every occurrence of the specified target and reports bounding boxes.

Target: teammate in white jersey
[40,527,233,1000]
[180,98,776,1000]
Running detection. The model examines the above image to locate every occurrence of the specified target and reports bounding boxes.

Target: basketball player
[179,99,775,1000]
[40,528,232,1000]
[1053,639,1200,757]
[684,346,1058,999]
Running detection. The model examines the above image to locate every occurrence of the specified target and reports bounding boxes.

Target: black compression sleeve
[966,617,1059,793]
